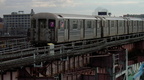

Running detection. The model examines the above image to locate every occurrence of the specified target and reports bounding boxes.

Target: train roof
[33,12,143,21]
[124,17,142,21]
[55,13,97,20]
[102,16,126,20]
[32,12,100,20]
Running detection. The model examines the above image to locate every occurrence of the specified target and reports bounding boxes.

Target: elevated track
[1,34,144,71]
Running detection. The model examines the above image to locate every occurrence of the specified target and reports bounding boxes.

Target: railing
[1,34,144,71]
[0,38,32,52]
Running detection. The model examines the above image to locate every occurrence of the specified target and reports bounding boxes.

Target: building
[3,9,34,36]
[0,17,3,22]
[0,18,4,35]
[123,14,144,18]
[0,23,4,36]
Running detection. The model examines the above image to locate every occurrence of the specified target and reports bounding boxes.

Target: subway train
[30,12,144,45]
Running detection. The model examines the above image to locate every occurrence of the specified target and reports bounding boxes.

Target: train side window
[129,21,132,26]
[59,20,65,30]
[72,20,78,29]
[131,21,133,26]
[138,21,140,26]
[105,20,108,27]
[119,20,123,27]
[111,20,115,27]
[31,19,36,28]
[137,21,141,26]
[87,20,92,28]
[133,21,137,27]
[137,21,139,26]
[73,24,78,29]
[138,21,142,26]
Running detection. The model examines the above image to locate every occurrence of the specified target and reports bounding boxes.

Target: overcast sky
[0,0,144,17]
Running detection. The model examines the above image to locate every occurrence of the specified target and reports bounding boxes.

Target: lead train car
[31,13,102,44]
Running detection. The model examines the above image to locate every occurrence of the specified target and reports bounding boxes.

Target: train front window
[38,19,46,28]
[49,19,55,29]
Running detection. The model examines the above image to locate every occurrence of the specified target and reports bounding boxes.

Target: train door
[133,20,137,33]
[109,20,117,36]
[64,19,69,41]
[84,20,94,39]
[58,19,69,42]
[124,19,128,34]
[37,19,55,42]
[69,19,81,41]
[128,20,133,34]
[96,20,101,38]
[83,20,85,39]
[80,20,84,39]
[58,19,65,42]
[102,18,109,37]
[38,19,46,41]
[138,21,143,32]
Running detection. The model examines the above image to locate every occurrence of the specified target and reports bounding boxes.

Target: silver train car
[30,12,144,45]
